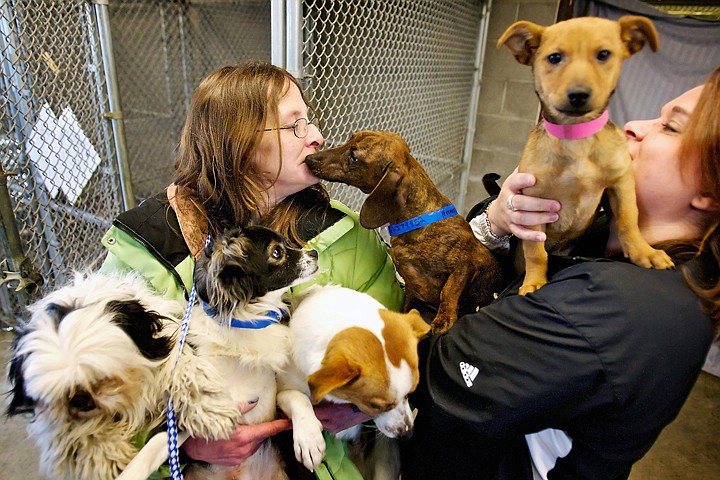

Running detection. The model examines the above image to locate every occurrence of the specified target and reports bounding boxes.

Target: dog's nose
[304,153,319,167]
[396,425,414,440]
[567,90,590,108]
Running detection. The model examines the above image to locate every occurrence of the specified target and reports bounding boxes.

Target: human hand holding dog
[182,402,368,467]
[488,168,561,242]
[183,418,292,466]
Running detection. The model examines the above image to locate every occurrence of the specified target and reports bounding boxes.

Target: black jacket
[401,210,714,480]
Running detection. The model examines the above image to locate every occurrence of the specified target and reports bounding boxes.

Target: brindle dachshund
[497,15,674,295]
[305,130,504,334]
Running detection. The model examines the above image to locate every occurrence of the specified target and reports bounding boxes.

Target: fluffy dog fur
[5,272,241,480]
[497,15,674,295]
[284,284,430,479]
[305,131,504,333]
[185,225,318,480]
[5,225,319,480]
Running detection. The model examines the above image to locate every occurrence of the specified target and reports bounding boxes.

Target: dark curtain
[573,0,720,127]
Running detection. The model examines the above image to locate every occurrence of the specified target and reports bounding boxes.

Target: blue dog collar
[387,204,458,236]
[201,300,288,329]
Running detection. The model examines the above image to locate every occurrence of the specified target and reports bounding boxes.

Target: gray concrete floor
[1,330,718,479]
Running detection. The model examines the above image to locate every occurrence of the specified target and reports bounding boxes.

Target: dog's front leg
[432,266,473,333]
[607,172,674,269]
[277,368,326,471]
[171,353,242,440]
[520,225,549,295]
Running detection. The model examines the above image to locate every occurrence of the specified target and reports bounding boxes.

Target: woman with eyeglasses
[99,61,404,478]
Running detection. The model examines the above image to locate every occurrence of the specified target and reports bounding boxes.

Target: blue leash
[166,234,212,479]
[166,283,196,480]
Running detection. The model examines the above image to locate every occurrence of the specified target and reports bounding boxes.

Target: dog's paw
[172,356,242,439]
[519,282,543,296]
[430,312,457,334]
[630,247,675,270]
[292,415,326,471]
[430,320,451,335]
[177,395,242,440]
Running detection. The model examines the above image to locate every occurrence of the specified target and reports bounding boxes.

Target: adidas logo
[459,361,479,387]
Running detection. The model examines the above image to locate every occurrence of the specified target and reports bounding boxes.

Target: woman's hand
[312,402,371,434]
[487,169,561,242]
[182,402,369,466]
[183,419,292,466]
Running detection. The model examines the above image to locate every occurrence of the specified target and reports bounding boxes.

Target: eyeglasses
[263,117,315,139]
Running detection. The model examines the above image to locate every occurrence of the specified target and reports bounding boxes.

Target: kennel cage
[0,0,490,328]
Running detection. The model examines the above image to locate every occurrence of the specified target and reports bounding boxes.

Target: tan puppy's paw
[519,282,545,296]
[627,245,675,270]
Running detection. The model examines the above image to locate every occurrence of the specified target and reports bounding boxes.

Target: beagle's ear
[619,15,659,56]
[406,309,431,339]
[497,21,544,65]
[360,164,405,229]
[308,354,361,404]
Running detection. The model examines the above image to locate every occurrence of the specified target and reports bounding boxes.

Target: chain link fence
[302,0,486,208]
[0,0,488,328]
[1,0,119,327]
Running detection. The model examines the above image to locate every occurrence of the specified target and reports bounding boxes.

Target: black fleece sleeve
[413,269,614,437]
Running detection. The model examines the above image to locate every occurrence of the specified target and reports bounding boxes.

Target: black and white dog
[183,225,318,480]
[6,225,318,480]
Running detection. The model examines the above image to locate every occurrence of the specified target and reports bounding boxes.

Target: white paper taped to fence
[26,103,102,203]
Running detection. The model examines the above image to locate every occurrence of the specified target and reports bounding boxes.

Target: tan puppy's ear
[406,309,431,339]
[619,15,659,56]
[360,164,404,229]
[497,21,544,65]
[308,354,361,404]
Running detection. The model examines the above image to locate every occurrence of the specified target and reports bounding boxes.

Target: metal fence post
[285,0,302,79]
[271,0,285,68]
[459,0,492,212]
[93,0,135,210]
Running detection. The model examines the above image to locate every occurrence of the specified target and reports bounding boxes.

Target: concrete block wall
[464,0,560,213]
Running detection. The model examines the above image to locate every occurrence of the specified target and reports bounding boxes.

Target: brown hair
[172,61,328,243]
[679,65,720,333]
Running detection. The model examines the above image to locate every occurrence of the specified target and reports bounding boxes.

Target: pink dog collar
[543,110,609,140]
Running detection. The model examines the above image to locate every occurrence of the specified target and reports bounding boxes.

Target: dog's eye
[547,53,563,65]
[596,49,611,62]
[69,391,96,413]
[271,246,284,260]
[349,150,359,163]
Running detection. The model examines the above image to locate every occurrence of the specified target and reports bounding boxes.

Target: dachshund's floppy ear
[360,162,409,229]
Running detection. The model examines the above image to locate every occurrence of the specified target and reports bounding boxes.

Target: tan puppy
[497,16,674,295]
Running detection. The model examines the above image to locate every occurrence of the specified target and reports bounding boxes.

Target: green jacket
[100,195,404,311]
[101,193,401,479]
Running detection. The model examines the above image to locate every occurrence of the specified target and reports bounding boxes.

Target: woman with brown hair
[399,66,720,479]
[100,61,404,477]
